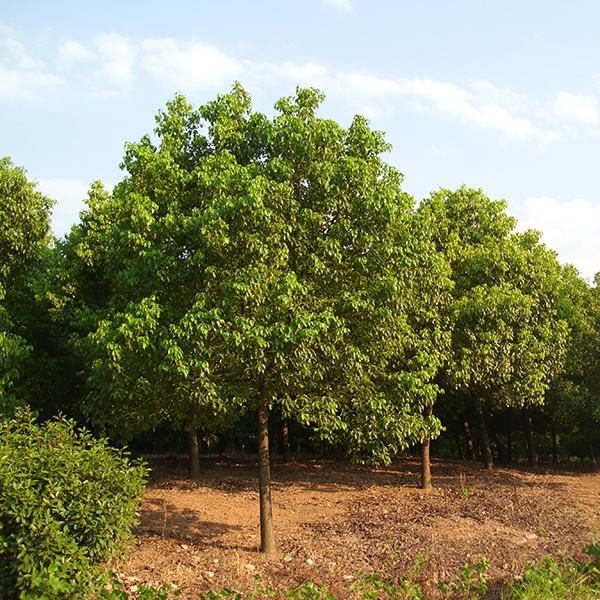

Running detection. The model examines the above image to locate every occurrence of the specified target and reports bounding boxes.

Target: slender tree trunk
[455,428,464,460]
[587,425,596,465]
[257,383,276,554]
[282,419,291,462]
[463,420,475,461]
[507,417,513,465]
[476,401,493,470]
[551,424,559,464]
[188,416,201,481]
[522,407,538,468]
[420,405,433,491]
[270,418,279,456]
[494,430,504,465]
[539,425,547,464]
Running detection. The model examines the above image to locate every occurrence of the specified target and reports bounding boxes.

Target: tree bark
[551,424,559,464]
[494,430,504,465]
[455,428,464,460]
[587,425,596,465]
[420,405,433,491]
[463,420,475,461]
[539,432,546,463]
[522,407,538,468]
[282,418,291,462]
[507,417,513,465]
[188,416,201,481]
[476,401,493,470]
[257,383,276,554]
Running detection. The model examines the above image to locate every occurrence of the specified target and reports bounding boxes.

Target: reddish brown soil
[116,456,600,598]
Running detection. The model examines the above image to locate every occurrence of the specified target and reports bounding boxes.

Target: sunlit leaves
[0,158,53,412]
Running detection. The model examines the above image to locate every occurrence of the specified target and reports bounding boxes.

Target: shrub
[0,409,148,598]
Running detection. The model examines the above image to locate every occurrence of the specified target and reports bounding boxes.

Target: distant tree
[419,187,567,470]
[545,266,600,463]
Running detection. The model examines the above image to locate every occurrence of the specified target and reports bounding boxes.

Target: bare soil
[117,456,600,598]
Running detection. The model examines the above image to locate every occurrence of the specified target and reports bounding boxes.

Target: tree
[545,266,600,464]
[0,157,53,412]
[71,85,445,552]
[419,187,567,470]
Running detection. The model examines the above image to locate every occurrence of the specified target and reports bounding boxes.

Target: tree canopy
[0,157,53,412]
[1,85,598,555]
[59,85,455,551]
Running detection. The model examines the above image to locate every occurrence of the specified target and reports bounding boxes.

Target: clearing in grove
[117,456,600,598]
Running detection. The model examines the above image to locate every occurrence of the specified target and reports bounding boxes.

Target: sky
[2,0,600,280]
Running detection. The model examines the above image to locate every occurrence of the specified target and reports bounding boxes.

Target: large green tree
[69,85,447,552]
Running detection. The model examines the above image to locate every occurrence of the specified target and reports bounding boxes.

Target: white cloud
[41,31,593,147]
[95,33,135,85]
[553,92,599,125]
[518,196,600,281]
[38,178,90,237]
[5,26,593,148]
[0,37,43,69]
[0,63,65,99]
[249,61,330,88]
[58,40,95,65]
[0,28,64,99]
[322,0,353,11]
[141,38,242,91]
[336,72,558,144]
[0,23,15,36]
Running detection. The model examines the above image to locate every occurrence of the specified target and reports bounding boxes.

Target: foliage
[285,582,336,599]
[352,572,429,599]
[99,576,180,599]
[545,266,600,460]
[504,542,600,600]
[0,156,53,283]
[0,410,147,598]
[420,187,567,412]
[0,291,30,413]
[438,558,490,598]
[0,157,53,413]
[63,85,449,470]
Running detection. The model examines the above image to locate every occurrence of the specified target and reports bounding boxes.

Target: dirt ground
[117,456,600,598]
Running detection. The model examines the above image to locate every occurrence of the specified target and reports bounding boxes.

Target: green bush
[0,409,148,598]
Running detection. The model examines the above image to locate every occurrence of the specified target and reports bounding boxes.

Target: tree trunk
[507,418,513,465]
[455,428,464,460]
[539,431,546,463]
[522,407,538,468]
[257,384,276,554]
[476,402,493,470]
[188,416,201,481]
[420,405,433,491]
[463,420,475,461]
[551,424,559,464]
[587,425,596,465]
[282,419,291,462]
[494,431,504,465]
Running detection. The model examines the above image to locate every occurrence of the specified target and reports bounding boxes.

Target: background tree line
[1,85,598,553]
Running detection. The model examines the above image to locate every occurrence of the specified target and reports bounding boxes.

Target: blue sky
[2,0,600,279]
